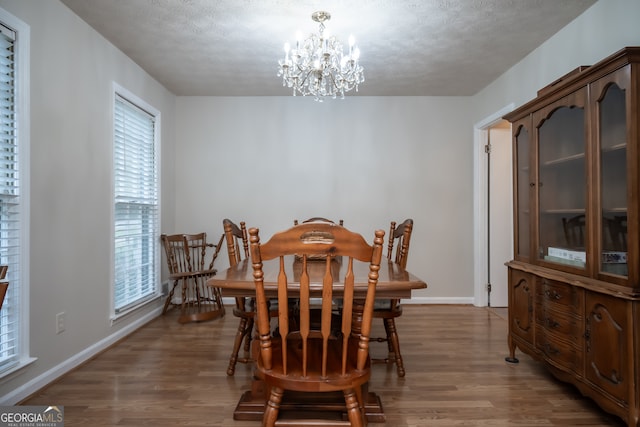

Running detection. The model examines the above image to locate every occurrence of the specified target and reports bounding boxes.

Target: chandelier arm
[326,71,338,93]
[297,68,313,93]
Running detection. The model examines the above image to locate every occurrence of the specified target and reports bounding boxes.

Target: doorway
[474,105,514,307]
[486,122,512,307]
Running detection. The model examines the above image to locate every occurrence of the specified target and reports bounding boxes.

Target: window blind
[113,94,158,313]
[0,23,19,371]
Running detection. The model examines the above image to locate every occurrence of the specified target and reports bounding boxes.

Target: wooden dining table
[207,256,427,422]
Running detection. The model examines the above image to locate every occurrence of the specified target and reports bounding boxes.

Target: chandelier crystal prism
[277,11,364,101]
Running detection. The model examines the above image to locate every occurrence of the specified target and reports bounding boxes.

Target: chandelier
[277,11,364,101]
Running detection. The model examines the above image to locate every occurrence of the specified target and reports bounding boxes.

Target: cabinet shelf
[541,152,585,167]
[602,142,626,152]
[602,207,627,214]
[542,209,585,214]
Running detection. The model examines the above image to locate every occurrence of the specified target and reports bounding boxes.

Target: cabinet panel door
[592,66,631,285]
[513,117,533,261]
[533,88,588,273]
[585,292,629,403]
[509,269,534,342]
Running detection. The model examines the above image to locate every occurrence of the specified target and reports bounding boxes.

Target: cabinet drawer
[535,304,583,347]
[536,328,583,373]
[537,278,583,311]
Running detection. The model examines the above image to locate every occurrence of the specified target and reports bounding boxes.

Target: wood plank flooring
[21,305,624,426]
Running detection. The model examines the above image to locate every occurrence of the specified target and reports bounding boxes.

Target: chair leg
[344,388,365,427]
[243,318,254,353]
[162,280,179,314]
[180,279,188,314]
[384,318,405,377]
[213,287,224,307]
[227,316,251,376]
[382,319,394,356]
[263,386,283,427]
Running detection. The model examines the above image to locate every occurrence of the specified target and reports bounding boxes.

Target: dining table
[206,255,427,422]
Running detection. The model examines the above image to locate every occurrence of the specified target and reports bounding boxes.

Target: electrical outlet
[56,312,65,334]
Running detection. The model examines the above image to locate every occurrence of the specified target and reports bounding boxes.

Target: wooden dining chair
[224,218,283,376]
[249,222,384,427]
[161,232,225,323]
[223,218,254,375]
[372,218,413,377]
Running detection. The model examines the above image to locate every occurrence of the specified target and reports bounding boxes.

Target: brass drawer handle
[545,317,560,329]
[543,343,560,355]
[544,289,562,300]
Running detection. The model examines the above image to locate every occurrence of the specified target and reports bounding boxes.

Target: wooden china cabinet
[504,47,640,427]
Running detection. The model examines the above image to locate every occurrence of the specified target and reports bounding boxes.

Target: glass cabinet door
[596,72,628,278]
[535,90,588,270]
[514,120,531,260]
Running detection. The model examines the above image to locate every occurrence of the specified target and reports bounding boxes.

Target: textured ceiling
[59,0,597,96]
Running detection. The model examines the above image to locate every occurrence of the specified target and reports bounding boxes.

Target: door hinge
[485,144,491,154]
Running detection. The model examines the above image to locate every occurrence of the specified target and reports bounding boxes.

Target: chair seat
[373,299,394,311]
[257,336,371,393]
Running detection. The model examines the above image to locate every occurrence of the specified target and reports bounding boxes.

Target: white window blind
[0,22,19,372]
[113,93,159,314]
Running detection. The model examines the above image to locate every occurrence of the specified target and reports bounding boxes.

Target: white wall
[472,0,640,123]
[0,0,176,403]
[174,96,474,303]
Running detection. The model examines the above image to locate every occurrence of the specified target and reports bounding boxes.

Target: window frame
[0,6,33,378]
[111,83,161,321]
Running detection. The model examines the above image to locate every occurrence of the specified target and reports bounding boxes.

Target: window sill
[0,356,37,380]
[110,293,162,325]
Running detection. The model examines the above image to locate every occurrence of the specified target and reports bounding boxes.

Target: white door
[487,123,512,307]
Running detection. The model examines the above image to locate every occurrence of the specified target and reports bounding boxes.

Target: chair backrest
[223,219,249,267]
[162,232,221,274]
[294,217,344,226]
[604,215,627,252]
[249,223,384,376]
[387,219,413,269]
[562,214,585,248]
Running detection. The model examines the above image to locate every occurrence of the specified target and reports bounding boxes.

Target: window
[0,8,30,376]
[113,86,160,316]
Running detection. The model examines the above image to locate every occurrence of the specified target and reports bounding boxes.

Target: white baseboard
[1,307,163,405]
[400,296,475,305]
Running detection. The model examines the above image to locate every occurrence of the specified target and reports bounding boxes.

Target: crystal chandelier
[277,11,364,101]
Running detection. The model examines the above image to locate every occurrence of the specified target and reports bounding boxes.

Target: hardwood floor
[21,305,624,426]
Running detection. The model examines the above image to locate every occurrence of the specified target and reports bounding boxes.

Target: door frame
[473,104,514,306]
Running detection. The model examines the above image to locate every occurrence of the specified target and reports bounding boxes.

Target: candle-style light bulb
[353,47,360,61]
[284,42,290,62]
[296,31,302,50]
